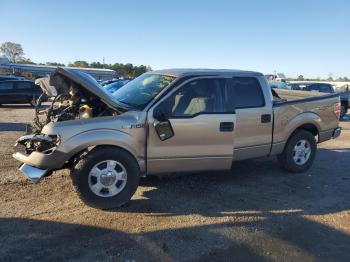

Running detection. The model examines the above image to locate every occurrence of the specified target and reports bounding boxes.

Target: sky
[1,0,349,78]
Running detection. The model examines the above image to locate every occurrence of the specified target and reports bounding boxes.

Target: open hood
[49,67,124,110]
[35,77,57,97]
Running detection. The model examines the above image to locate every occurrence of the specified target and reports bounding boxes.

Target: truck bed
[270,88,340,154]
[273,88,339,103]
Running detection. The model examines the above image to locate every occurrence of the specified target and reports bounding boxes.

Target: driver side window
[162,78,226,118]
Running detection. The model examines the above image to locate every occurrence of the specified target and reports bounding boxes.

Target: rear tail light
[334,102,341,119]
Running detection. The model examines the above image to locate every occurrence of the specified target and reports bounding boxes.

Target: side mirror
[153,106,170,121]
[154,120,174,141]
[153,105,174,141]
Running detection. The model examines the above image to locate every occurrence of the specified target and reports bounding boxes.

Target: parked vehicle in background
[288,82,350,118]
[13,68,341,209]
[100,78,120,86]
[0,80,42,106]
[0,75,27,81]
[266,73,287,89]
[286,83,306,90]
[103,80,130,93]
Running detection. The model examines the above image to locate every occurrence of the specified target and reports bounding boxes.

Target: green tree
[327,73,333,81]
[0,41,24,63]
[68,60,89,68]
[16,57,35,64]
[297,75,304,81]
[90,61,104,68]
[336,76,350,82]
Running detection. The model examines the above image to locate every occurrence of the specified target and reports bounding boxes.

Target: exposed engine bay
[32,73,118,131]
[16,69,123,155]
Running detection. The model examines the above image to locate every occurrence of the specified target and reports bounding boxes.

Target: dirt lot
[0,105,350,261]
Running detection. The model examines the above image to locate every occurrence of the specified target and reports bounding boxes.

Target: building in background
[0,56,118,81]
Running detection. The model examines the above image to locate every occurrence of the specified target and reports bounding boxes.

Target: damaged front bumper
[13,150,68,183]
[13,149,67,169]
[13,133,68,183]
[19,163,48,183]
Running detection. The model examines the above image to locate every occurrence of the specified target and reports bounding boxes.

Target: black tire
[277,129,317,173]
[340,103,348,119]
[71,146,140,209]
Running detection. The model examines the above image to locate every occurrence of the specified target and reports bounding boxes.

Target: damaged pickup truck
[13,68,342,209]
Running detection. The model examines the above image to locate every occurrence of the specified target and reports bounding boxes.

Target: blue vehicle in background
[0,75,27,81]
[287,82,350,118]
[0,80,43,106]
[100,78,120,86]
[103,79,130,93]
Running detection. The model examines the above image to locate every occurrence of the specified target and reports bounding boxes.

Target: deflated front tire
[71,146,140,209]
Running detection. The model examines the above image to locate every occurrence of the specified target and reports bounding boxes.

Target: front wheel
[277,130,317,173]
[71,146,140,209]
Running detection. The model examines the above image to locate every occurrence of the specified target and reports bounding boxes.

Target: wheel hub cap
[293,139,311,166]
[88,160,127,197]
[100,171,117,186]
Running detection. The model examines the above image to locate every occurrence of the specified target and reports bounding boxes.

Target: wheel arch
[59,129,146,173]
[272,120,320,156]
[284,123,319,147]
[294,123,319,138]
[68,144,145,175]
[283,112,321,144]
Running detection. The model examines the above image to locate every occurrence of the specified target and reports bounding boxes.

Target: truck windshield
[111,74,176,109]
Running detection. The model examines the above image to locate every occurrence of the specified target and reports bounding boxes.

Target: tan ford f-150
[13,68,341,209]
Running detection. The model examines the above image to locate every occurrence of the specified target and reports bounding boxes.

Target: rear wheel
[278,130,317,173]
[71,146,140,209]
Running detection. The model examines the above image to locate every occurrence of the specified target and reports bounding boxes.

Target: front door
[147,77,236,174]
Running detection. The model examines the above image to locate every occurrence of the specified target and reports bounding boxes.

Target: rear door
[229,76,273,160]
[147,77,236,174]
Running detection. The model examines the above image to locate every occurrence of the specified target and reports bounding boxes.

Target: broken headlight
[15,134,61,154]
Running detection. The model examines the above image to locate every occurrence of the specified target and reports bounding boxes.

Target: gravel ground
[0,105,350,261]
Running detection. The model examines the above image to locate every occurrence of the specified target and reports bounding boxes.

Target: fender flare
[59,129,144,169]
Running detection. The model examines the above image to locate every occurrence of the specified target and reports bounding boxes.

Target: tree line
[0,41,151,79]
[1,41,349,81]
[292,75,350,82]
[67,61,151,79]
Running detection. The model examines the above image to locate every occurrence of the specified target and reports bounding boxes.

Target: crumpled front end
[13,110,147,183]
[13,132,68,183]
[12,67,148,183]
[12,67,127,183]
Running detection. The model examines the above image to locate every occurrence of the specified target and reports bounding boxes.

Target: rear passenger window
[319,84,332,93]
[306,84,320,92]
[231,77,265,108]
[0,82,14,90]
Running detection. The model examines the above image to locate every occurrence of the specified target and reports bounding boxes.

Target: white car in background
[265,73,287,89]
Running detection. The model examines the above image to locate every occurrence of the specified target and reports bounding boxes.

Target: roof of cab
[148,68,263,78]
